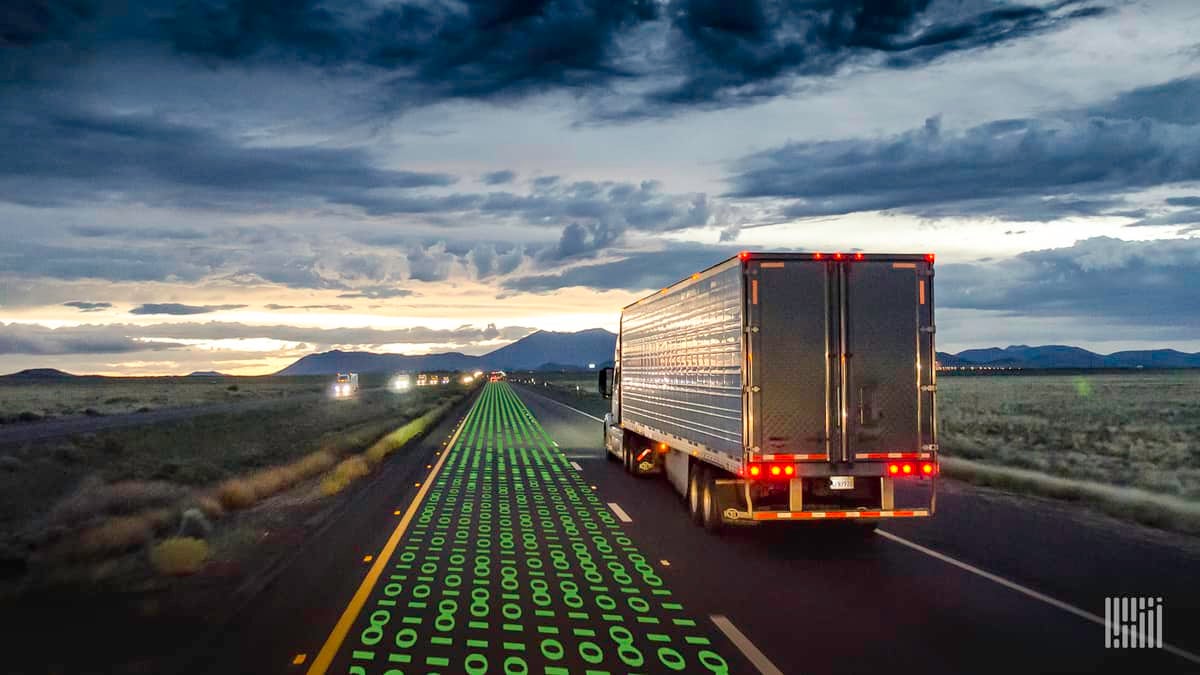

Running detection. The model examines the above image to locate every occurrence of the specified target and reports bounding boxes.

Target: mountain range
[275,328,617,375]
[934,345,1200,369]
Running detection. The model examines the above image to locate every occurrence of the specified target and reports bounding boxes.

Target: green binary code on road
[316,382,733,674]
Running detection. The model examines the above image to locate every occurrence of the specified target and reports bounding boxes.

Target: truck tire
[686,463,704,525]
[700,470,724,534]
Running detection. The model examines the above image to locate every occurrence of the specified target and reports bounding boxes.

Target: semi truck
[333,372,359,398]
[598,251,938,532]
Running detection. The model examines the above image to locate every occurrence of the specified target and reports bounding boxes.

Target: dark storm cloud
[0,321,536,355]
[0,240,215,283]
[616,0,1110,117]
[130,303,247,315]
[1,1,1103,120]
[0,105,456,212]
[62,301,112,312]
[68,224,207,240]
[938,237,1200,327]
[482,170,517,185]
[0,323,181,355]
[726,77,1200,222]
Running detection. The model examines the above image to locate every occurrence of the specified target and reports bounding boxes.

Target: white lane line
[876,530,1200,666]
[552,440,559,447]
[710,615,784,675]
[570,461,583,471]
[607,502,633,523]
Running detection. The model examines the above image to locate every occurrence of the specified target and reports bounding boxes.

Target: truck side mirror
[598,367,614,399]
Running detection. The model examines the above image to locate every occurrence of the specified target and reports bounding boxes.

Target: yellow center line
[304,394,480,675]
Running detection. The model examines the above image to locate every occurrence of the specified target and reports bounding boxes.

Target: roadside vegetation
[0,382,471,593]
[0,375,328,422]
[527,370,1200,533]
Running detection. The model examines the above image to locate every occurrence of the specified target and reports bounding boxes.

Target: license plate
[830,476,855,490]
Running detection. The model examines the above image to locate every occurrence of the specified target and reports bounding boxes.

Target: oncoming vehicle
[599,251,938,533]
[391,372,411,391]
[333,372,359,398]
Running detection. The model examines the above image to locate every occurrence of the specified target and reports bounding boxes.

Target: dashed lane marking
[570,461,583,471]
[607,502,633,523]
[710,615,784,675]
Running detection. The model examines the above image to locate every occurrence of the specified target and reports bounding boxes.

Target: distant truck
[489,371,507,382]
[599,252,939,532]
[333,372,359,398]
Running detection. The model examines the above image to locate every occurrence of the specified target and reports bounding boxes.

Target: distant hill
[485,328,615,370]
[186,370,227,377]
[275,329,617,376]
[937,345,1200,369]
[1,368,77,379]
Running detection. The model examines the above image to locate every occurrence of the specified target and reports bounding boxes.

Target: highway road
[189,381,1199,675]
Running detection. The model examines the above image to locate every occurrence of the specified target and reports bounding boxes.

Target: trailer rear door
[840,260,934,460]
[747,260,832,457]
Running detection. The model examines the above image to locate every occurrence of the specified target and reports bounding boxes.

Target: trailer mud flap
[713,479,746,523]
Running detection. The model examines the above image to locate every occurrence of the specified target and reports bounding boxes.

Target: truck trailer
[598,251,938,532]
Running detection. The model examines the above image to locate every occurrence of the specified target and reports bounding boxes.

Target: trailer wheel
[700,470,724,534]
[686,463,704,525]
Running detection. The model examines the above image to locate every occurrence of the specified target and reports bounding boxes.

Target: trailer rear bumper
[730,508,931,521]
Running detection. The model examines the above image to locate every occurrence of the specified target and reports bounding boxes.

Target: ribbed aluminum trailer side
[599,252,938,532]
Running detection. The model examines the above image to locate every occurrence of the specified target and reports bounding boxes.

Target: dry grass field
[938,371,1200,501]
[0,375,327,422]
[0,381,470,583]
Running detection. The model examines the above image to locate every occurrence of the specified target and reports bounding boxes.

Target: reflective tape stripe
[854,452,932,460]
[752,453,826,461]
[752,509,930,520]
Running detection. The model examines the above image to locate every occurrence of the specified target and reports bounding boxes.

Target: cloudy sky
[1,0,1198,375]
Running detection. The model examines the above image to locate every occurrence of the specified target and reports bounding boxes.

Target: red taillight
[748,463,794,479]
[888,464,900,475]
[902,463,913,475]
[813,252,824,260]
[921,462,937,475]
[925,253,935,263]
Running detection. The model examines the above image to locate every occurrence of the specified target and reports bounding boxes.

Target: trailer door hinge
[921,444,939,452]
[746,325,759,333]
[920,384,937,392]
[920,326,936,333]
[746,385,761,393]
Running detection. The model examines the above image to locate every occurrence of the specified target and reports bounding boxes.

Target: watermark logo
[1105,597,1163,648]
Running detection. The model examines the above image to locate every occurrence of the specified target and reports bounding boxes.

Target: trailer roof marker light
[854,252,865,260]
[813,252,824,260]
[739,251,751,260]
[925,253,936,263]
[833,252,844,260]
